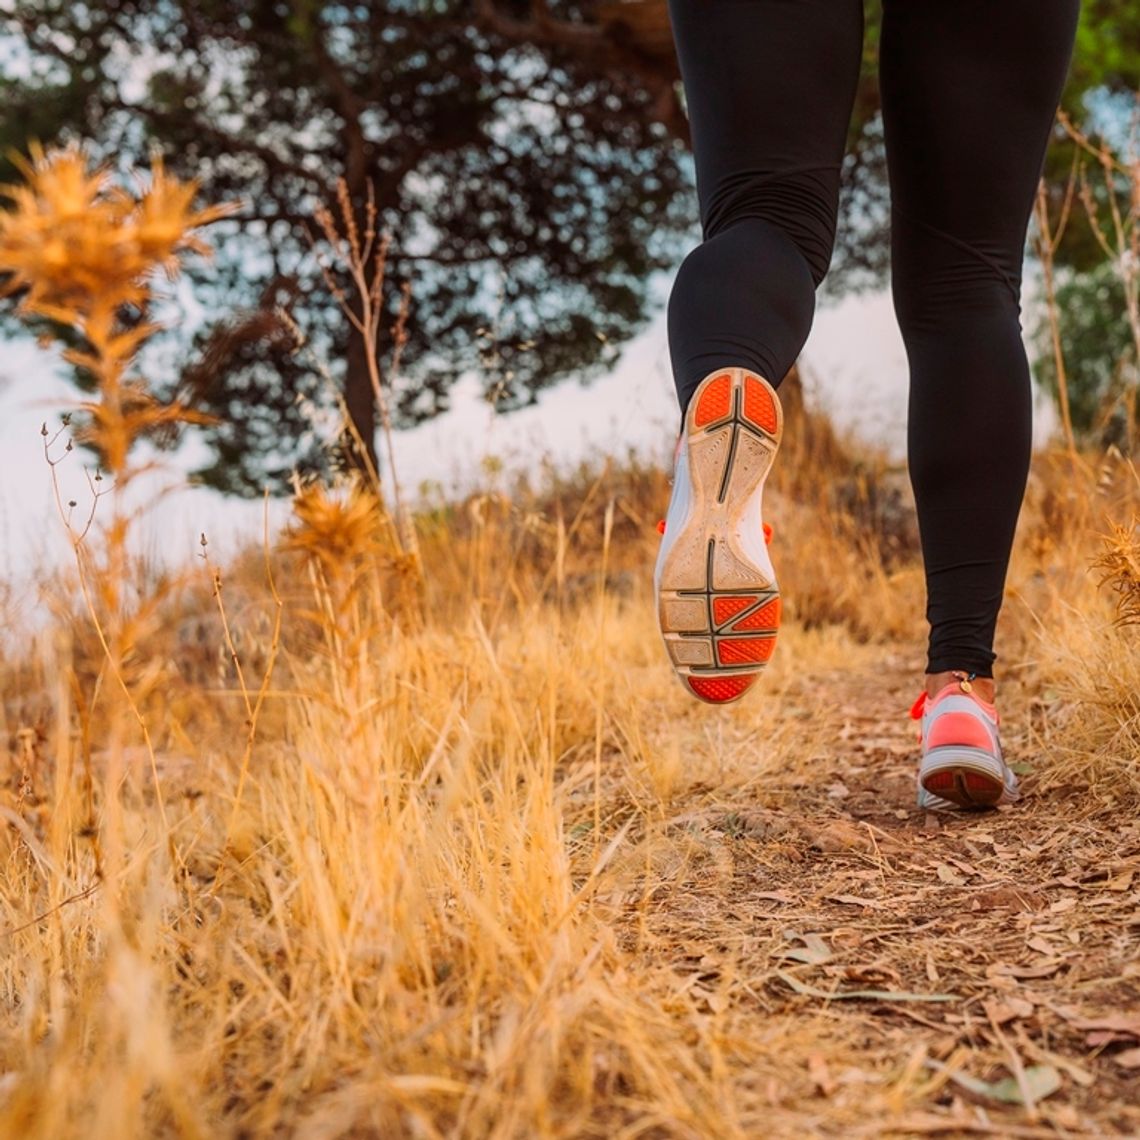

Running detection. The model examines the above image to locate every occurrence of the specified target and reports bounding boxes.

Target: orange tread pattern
[731,597,781,632]
[964,773,1000,793]
[687,674,756,703]
[925,772,955,792]
[693,372,732,427]
[717,637,776,665]
[713,595,757,625]
[743,375,778,434]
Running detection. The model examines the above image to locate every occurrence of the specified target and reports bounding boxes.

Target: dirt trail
[617,645,1140,1136]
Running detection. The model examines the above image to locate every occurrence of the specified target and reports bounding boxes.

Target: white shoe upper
[653,436,690,598]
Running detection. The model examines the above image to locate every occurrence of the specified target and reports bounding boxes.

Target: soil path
[618,645,1140,1136]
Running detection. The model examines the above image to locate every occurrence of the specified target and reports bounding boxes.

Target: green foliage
[1033,263,1137,442]
[1068,2,1140,99]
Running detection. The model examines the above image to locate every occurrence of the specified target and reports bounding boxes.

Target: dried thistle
[0,141,239,479]
[0,141,234,322]
[283,478,386,581]
[0,141,241,834]
[1092,515,1140,627]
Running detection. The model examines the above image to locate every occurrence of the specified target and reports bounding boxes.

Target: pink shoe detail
[926,711,995,751]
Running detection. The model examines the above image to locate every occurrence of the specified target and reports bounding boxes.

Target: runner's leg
[666,0,864,415]
[880,0,1080,679]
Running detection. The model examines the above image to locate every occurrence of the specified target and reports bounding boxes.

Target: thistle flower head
[0,141,238,478]
[284,480,387,579]
[0,141,237,326]
[1093,515,1140,627]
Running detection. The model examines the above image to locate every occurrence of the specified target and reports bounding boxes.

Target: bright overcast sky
[0,282,1059,606]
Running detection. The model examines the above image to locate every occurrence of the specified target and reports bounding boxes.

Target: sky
[0,280,1060,610]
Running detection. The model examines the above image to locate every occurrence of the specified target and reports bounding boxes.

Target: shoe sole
[657,368,783,704]
[919,746,1012,809]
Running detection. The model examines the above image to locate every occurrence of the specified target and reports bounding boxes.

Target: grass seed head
[1092,514,1140,626]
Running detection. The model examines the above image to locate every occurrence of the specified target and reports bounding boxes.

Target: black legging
[665,0,1079,678]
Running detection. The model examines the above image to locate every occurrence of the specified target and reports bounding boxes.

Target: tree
[2,0,1137,494]
[0,1,694,492]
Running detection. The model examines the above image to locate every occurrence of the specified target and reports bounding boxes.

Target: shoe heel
[920,747,1007,809]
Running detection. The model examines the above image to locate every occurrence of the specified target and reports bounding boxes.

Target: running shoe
[910,679,1019,810]
[654,367,783,704]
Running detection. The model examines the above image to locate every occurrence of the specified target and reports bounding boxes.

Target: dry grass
[1,428,1138,1137]
[3,145,1140,1139]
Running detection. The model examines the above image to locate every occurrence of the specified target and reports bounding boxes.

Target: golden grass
[0,432,1138,1138]
[3,144,1140,1139]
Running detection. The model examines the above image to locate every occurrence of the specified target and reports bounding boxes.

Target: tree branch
[472,0,607,49]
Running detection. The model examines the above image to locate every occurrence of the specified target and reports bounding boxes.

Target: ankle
[925,670,995,704]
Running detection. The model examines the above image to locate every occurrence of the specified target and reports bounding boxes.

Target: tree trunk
[343,326,379,480]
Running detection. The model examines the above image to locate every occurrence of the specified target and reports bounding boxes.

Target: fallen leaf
[1113,1047,1140,1069]
[706,989,729,1014]
[925,951,940,984]
[944,856,979,876]
[776,932,833,966]
[970,886,1047,911]
[775,971,957,1003]
[991,959,1065,980]
[1064,1012,1140,1039]
[936,863,966,886]
[808,1051,836,1095]
[826,894,888,910]
[805,820,871,853]
[1020,1044,1095,1088]
[1085,895,1122,908]
[928,1060,1062,1106]
[984,997,1034,1025]
[844,964,902,986]
[1104,870,1134,892]
[754,890,794,904]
